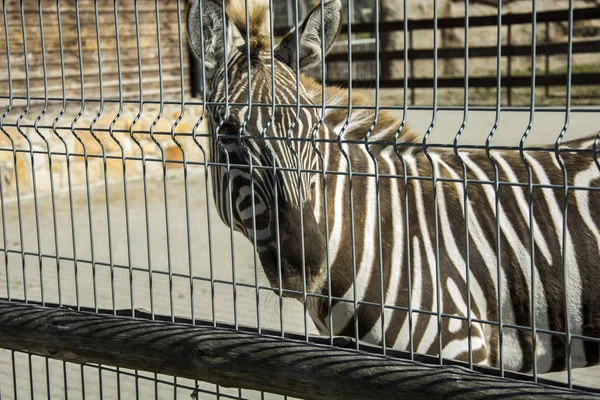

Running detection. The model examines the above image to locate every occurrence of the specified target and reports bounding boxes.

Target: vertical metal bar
[544,21,550,99]
[422,0,442,364]
[314,0,329,343]
[213,0,238,331]
[334,0,359,349]
[189,1,216,328]
[392,0,414,360]
[91,0,122,394]
[274,143,283,337]
[364,0,386,354]
[309,0,332,344]
[154,366,158,400]
[74,3,97,389]
[35,0,62,310]
[0,0,14,303]
[452,0,471,369]
[554,0,574,389]
[53,0,79,392]
[0,158,8,301]
[28,352,35,400]
[92,0,116,315]
[13,0,28,305]
[132,0,154,321]
[45,357,51,400]
[54,0,81,314]
[261,0,284,338]
[111,0,135,319]
[131,2,153,393]
[151,0,175,325]
[237,0,261,333]
[484,0,504,378]
[134,364,140,400]
[518,0,538,382]
[507,21,512,107]
[298,107,308,340]
[151,2,174,394]
[592,130,600,176]
[63,360,68,400]
[72,0,99,316]
[409,31,415,106]
[374,0,386,354]
[11,351,17,400]
[175,0,195,327]
[81,362,86,400]
[281,0,305,338]
[18,0,44,309]
[293,0,309,339]
[34,2,56,395]
[248,1,262,335]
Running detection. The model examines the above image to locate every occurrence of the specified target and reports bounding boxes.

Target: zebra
[187,0,600,373]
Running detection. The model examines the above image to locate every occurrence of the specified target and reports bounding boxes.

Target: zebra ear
[275,0,342,71]
[187,0,234,71]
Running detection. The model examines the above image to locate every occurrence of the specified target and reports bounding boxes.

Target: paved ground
[0,166,311,399]
[0,108,599,398]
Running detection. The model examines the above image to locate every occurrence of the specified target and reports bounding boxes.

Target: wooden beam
[0,300,595,400]
[325,40,600,62]
[325,73,600,90]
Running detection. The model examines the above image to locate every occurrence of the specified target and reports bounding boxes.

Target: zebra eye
[218,122,238,146]
[310,180,316,191]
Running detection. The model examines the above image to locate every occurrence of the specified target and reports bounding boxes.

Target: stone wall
[0,0,208,201]
[0,0,191,107]
[0,102,209,200]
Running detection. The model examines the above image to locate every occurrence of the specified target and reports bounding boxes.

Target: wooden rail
[326,73,600,90]
[0,299,597,400]
[325,41,600,62]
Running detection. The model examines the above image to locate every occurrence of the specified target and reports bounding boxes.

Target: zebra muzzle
[258,244,327,298]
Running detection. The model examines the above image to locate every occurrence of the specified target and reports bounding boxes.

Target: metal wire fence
[0,0,599,399]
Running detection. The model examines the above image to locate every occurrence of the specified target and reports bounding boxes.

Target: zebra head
[187,0,343,296]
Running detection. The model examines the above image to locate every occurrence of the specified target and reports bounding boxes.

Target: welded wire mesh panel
[0,0,298,398]
[0,0,599,398]
[1,350,287,400]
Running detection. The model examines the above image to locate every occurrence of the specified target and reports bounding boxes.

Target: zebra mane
[300,74,421,145]
[227,0,270,55]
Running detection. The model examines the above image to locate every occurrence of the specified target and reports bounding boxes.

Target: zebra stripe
[195,0,600,373]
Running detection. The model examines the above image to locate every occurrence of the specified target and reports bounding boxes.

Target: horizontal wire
[3,122,600,156]
[3,248,600,345]
[1,95,599,113]
[0,151,595,193]
[5,350,250,400]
